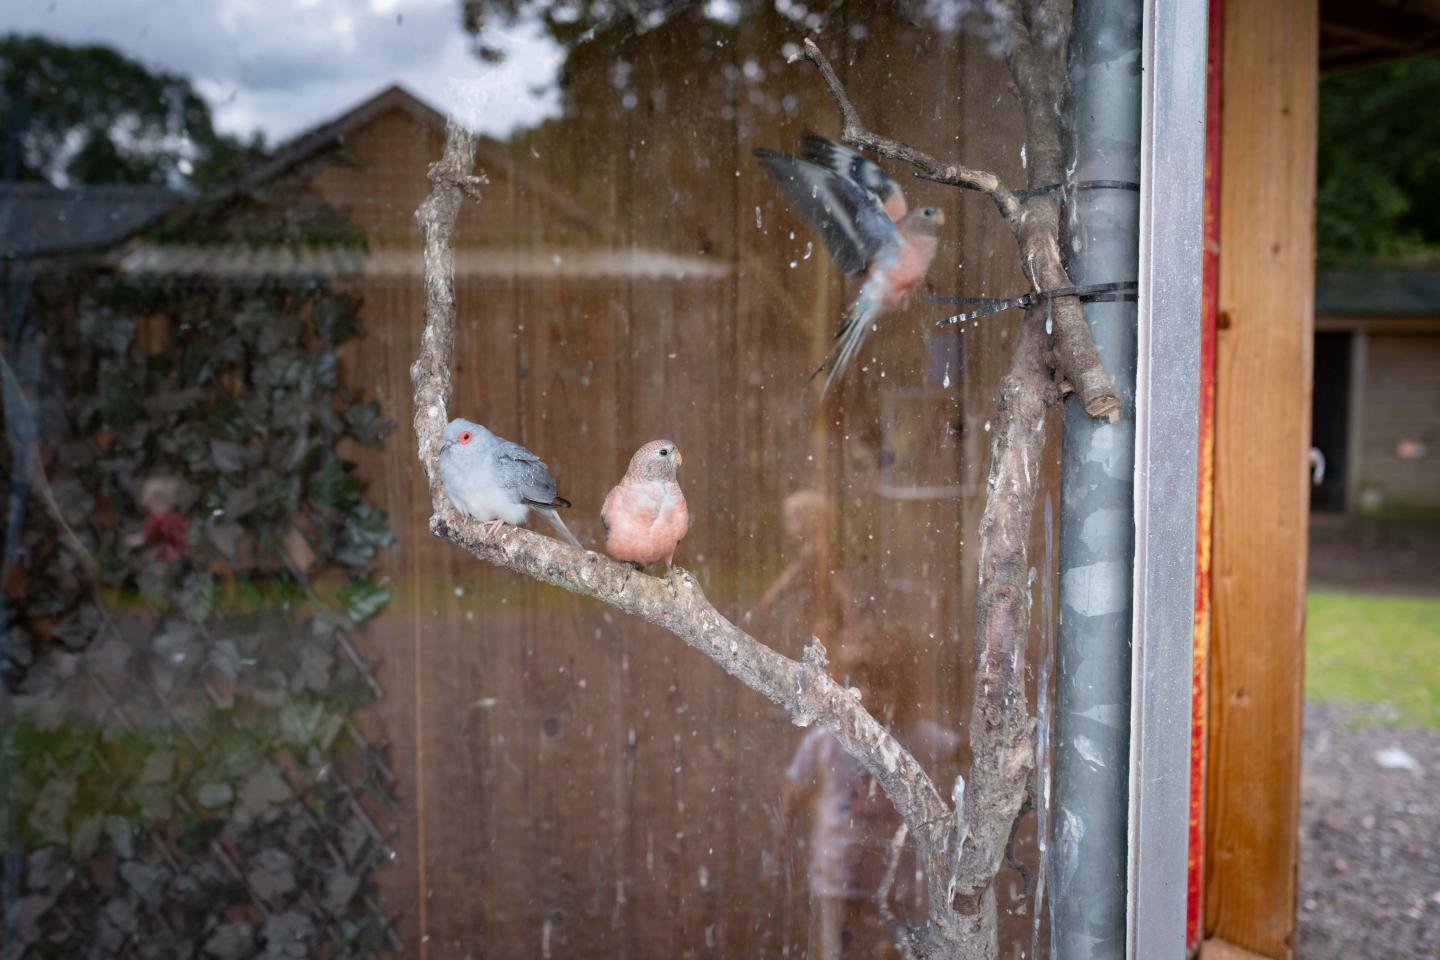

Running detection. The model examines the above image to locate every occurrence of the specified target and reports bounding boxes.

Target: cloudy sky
[2,0,565,143]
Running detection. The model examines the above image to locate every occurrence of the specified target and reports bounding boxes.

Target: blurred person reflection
[750,489,851,646]
[775,620,960,959]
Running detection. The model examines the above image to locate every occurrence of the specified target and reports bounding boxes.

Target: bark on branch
[412,119,966,957]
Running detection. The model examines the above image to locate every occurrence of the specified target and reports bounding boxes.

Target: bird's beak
[440,439,452,453]
[674,451,683,466]
[936,210,946,226]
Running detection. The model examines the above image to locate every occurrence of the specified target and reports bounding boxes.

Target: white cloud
[2,0,564,143]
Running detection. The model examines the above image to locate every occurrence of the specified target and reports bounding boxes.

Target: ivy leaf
[210,439,248,474]
[335,505,395,569]
[204,921,255,960]
[105,814,135,859]
[104,894,140,935]
[323,865,361,915]
[5,624,34,667]
[71,815,102,859]
[180,571,217,622]
[337,579,389,623]
[313,296,356,344]
[247,848,297,901]
[237,763,291,819]
[343,402,393,446]
[262,910,316,959]
[307,458,359,513]
[119,859,171,909]
[196,782,234,809]
[152,625,200,673]
[294,645,332,694]
[206,638,241,681]
[52,605,100,651]
[28,777,76,846]
[138,750,176,786]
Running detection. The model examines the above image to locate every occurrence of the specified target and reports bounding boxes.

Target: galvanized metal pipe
[1052,1,1143,956]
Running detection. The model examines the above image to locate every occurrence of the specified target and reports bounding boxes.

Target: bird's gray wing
[753,148,900,275]
[491,440,569,508]
[801,133,907,219]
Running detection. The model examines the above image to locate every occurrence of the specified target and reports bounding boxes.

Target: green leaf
[313,295,356,344]
[119,859,170,908]
[343,402,393,446]
[335,505,395,569]
[210,439,248,474]
[246,848,296,900]
[196,782,234,808]
[138,750,176,785]
[51,606,100,650]
[306,458,360,513]
[237,763,291,819]
[337,578,389,623]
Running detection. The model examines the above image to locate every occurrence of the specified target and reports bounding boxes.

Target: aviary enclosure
[1,1,1161,958]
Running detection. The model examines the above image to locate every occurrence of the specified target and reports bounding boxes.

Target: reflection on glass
[1,2,1082,956]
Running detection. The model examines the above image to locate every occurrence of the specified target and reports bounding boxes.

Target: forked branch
[412,119,966,958]
[791,34,1120,422]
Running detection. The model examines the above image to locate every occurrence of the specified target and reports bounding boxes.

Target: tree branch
[792,32,1120,422]
[791,5,1114,951]
[412,118,963,956]
[790,39,1020,218]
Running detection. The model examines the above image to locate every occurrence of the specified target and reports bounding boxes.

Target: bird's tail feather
[542,509,584,549]
[813,297,880,399]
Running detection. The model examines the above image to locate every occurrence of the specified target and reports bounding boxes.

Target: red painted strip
[1187,0,1224,948]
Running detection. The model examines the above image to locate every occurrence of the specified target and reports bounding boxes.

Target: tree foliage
[0,34,263,187]
[1317,54,1440,263]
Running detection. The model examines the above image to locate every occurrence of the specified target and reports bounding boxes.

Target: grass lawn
[1306,589,1440,727]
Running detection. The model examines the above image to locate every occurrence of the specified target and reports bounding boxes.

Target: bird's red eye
[458,431,472,445]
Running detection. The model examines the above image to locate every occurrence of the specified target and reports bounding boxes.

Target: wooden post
[1204,0,1318,957]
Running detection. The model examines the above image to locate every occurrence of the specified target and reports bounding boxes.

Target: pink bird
[755,133,944,395]
[601,440,690,570]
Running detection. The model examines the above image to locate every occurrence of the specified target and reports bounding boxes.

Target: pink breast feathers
[602,481,690,569]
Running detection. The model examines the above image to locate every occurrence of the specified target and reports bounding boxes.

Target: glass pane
[2,2,1140,957]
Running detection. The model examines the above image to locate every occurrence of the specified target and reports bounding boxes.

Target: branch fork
[791,35,1120,422]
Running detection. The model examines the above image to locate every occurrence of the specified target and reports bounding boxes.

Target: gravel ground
[1299,702,1440,959]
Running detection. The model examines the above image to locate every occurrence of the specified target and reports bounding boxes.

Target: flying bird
[601,440,690,570]
[439,417,583,548]
[754,133,944,395]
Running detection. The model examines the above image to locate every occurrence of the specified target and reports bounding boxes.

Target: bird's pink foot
[480,518,505,540]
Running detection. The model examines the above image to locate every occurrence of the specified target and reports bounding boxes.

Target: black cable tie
[932,280,1139,327]
[1014,179,1141,201]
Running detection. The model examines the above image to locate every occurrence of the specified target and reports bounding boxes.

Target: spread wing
[492,440,569,509]
[801,133,908,222]
[753,147,901,276]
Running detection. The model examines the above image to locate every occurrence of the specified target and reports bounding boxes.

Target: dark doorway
[1311,331,1351,512]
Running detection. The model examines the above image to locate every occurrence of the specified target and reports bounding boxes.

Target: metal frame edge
[1129,0,1209,957]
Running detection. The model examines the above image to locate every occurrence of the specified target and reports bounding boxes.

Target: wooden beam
[1205,0,1318,957]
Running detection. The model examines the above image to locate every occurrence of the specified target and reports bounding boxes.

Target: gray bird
[438,417,583,548]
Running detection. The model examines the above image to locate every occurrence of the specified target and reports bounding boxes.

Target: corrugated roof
[0,182,181,259]
[1316,266,1440,316]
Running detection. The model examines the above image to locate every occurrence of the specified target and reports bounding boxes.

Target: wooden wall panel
[1205,0,1318,956]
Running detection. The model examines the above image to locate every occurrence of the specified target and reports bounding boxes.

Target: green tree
[1317,54,1440,262]
[0,34,263,187]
